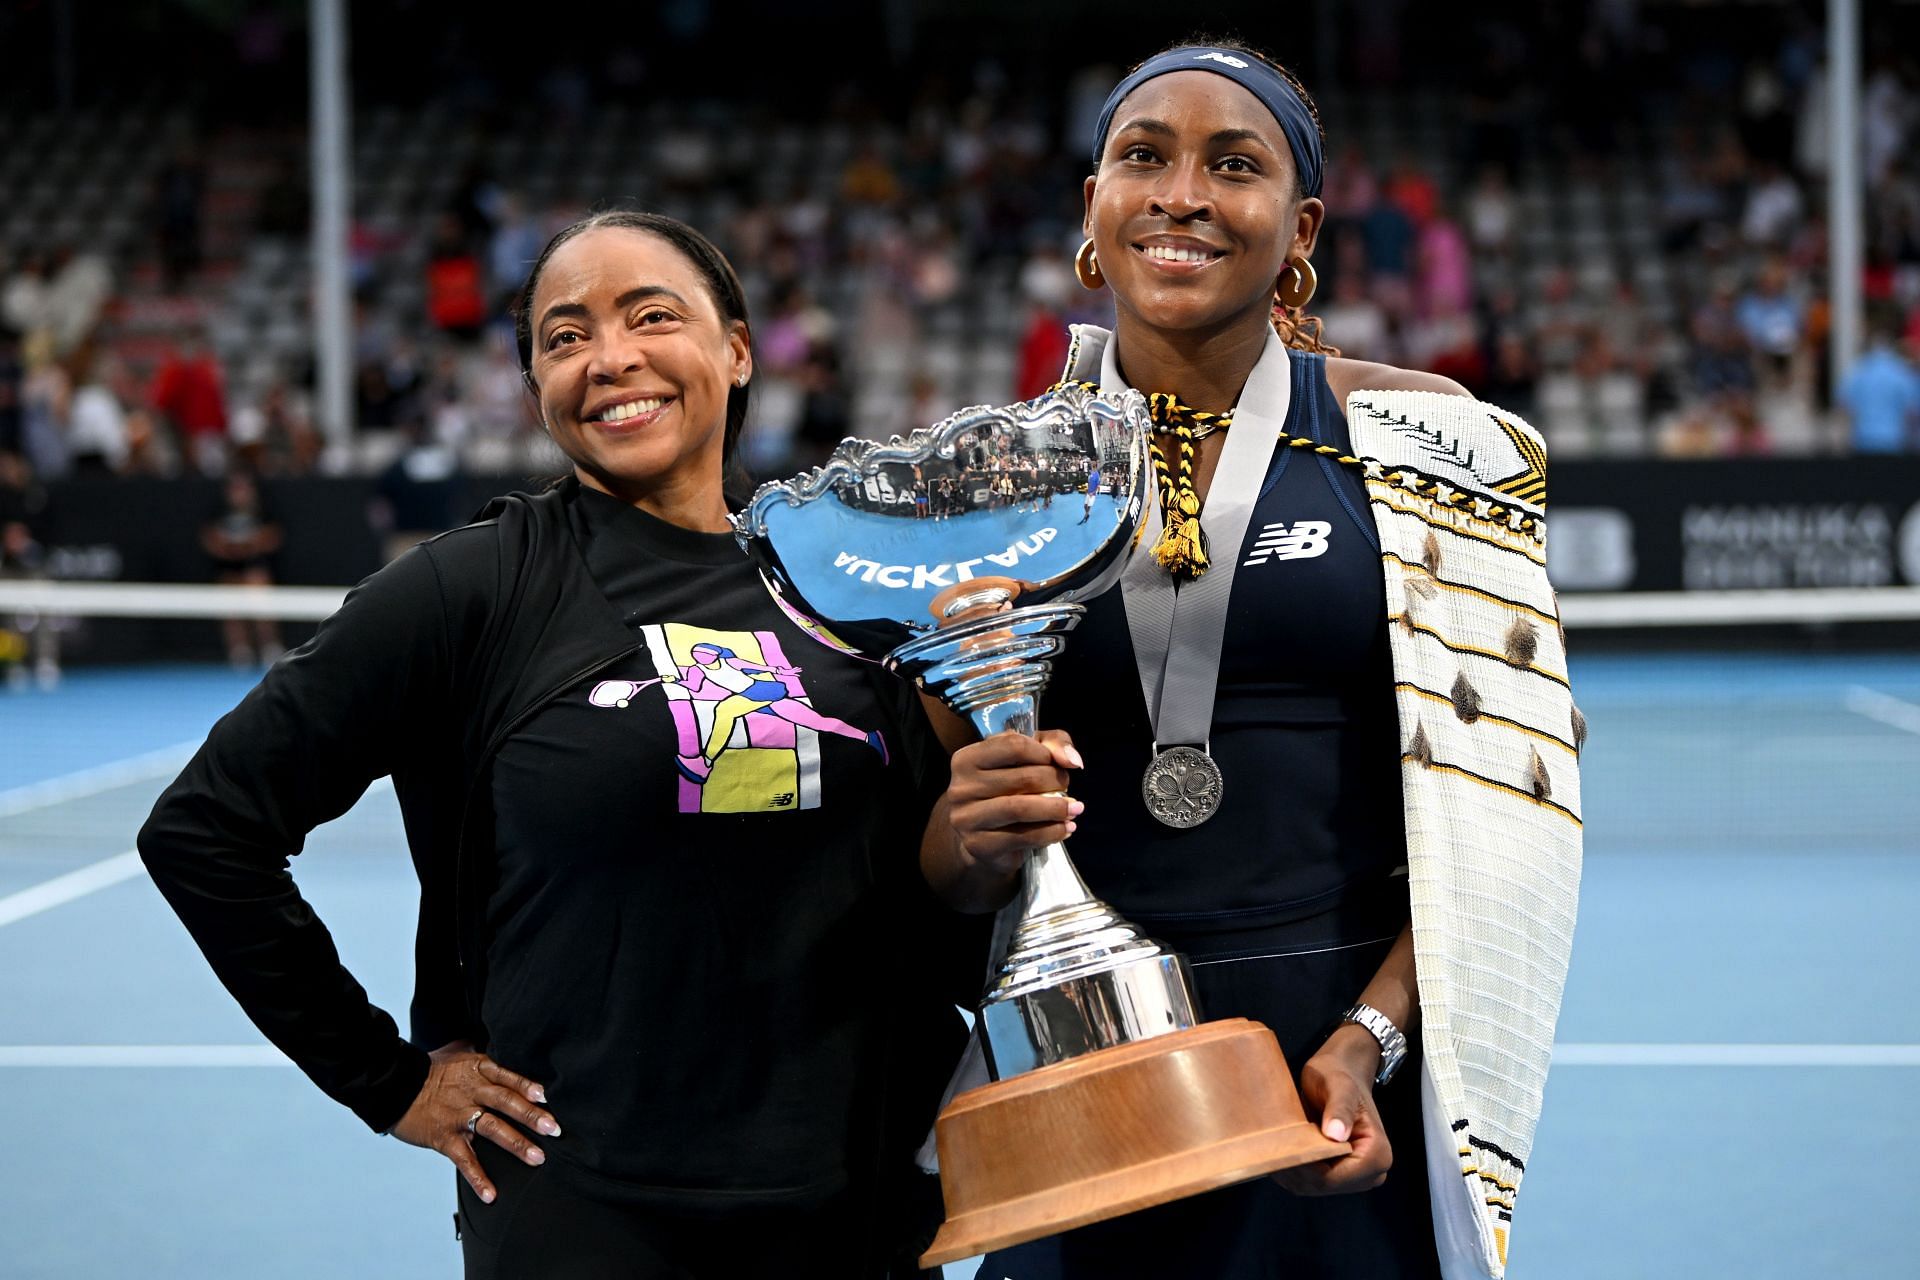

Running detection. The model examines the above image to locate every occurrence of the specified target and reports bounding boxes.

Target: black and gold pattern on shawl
[1386,615,1570,687]
[1490,417,1549,507]
[1392,682,1579,755]
[1379,551,1559,625]
[1370,494,1547,567]
[1365,469,1543,541]
[1348,396,1551,517]
[1401,751,1583,825]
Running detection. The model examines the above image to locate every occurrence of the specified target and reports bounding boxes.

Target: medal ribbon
[1102,331,1293,754]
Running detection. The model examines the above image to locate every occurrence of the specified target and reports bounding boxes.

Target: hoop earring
[1073,239,1104,291]
[1276,257,1318,310]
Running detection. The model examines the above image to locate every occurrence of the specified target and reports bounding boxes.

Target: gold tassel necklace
[1057,380,1232,580]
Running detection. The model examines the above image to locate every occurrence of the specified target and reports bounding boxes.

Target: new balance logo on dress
[1243,520,1332,566]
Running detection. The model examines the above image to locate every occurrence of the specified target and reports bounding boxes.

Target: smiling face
[1085,70,1323,339]
[527,227,750,506]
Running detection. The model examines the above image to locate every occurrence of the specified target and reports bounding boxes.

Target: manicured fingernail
[1065,820,1078,836]
[529,1086,547,1104]
[480,1188,495,1204]
[1325,1118,1349,1142]
[1064,746,1085,769]
[526,1147,545,1165]
[538,1118,561,1137]
[1067,799,1086,818]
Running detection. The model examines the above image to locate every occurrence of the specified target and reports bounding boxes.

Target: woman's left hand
[1271,1024,1392,1196]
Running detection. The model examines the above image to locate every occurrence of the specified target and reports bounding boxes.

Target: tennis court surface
[3,649,1916,1278]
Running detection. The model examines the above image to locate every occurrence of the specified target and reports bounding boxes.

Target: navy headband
[1091,47,1323,198]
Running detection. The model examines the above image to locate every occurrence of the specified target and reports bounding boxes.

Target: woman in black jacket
[140,211,977,1279]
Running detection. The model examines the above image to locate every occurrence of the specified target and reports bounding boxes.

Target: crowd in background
[2,2,1919,528]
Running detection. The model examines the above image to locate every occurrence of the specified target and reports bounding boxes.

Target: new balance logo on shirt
[1243,520,1332,566]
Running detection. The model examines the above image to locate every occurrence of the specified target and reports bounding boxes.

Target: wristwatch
[1341,1003,1409,1086]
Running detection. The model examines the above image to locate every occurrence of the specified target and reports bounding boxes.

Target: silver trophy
[734,387,1342,1259]
[733,385,1201,1075]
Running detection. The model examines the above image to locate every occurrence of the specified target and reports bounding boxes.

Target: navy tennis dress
[981,353,1442,1279]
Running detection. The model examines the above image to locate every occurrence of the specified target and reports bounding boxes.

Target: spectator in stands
[1315,270,1392,364]
[1689,278,1757,402]
[841,142,903,207]
[1014,244,1072,400]
[1482,330,1540,422]
[486,191,544,312]
[1660,151,1728,253]
[1415,209,1473,317]
[0,449,56,688]
[356,335,425,432]
[1360,193,1414,311]
[40,244,113,356]
[120,405,179,477]
[425,213,489,341]
[793,344,854,472]
[66,350,133,476]
[1838,314,1920,453]
[231,377,321,476]
[369,416,465,563]
[1741,161,1804,248]
[1735,257,1807,388]
[1531,266,1590,369]
[18,331,72,480]
[1725,391,1773,456]
[1464,165,1515,253]
[1,250,52,342]
[1862,61,1915,187]
[199,468,285,667]
[150,330,231,475]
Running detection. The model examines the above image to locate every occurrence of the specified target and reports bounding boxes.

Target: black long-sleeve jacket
[139,483,721,1131]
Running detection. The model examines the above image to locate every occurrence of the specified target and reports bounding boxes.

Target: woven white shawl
[1341,388,1583,1279]
[1061,326,1583,1277]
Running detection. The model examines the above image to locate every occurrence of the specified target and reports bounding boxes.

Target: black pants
[455,1140,932,1279]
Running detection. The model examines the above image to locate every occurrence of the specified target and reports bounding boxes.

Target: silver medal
[1141,745,1224,828]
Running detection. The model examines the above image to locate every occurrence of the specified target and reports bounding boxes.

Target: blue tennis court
[3,650,1917,1278]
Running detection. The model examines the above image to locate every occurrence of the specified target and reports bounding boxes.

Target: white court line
[0,776,396,932]
[1553,1043,1920,1066]
[0,1043,1915,1069]
[0,741,201,820]
[0,850,144,928]
[1844,685,1920,736]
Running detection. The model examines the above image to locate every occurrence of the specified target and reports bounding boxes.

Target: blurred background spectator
[0,0,1913,534]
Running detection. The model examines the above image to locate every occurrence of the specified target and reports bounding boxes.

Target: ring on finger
[465,1107,485,1136]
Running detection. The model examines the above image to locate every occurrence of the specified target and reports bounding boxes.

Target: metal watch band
[1342,1002,1409,1086]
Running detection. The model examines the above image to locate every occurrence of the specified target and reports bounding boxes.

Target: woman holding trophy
[140,211,978,1278]
[938,40,1584,1280]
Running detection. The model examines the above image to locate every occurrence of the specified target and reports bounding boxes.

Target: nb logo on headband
[1195,52,1250,69]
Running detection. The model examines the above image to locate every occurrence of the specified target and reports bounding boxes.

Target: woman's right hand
[388,1041,561,1203]
[947,729,1085,878]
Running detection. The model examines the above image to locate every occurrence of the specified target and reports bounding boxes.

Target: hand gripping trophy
[733,386,1344,1262]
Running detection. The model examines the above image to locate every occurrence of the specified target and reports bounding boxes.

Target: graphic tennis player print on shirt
[589,623,887,815]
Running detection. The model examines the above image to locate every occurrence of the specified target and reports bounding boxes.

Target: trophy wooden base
[920,1018,1348,1265]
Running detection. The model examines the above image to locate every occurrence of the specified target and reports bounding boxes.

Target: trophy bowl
[733,386,1345,1262]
